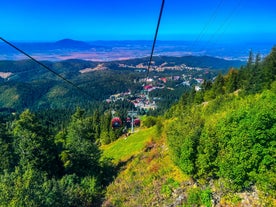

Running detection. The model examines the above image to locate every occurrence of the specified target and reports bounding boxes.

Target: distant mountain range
[54,39,92,49]
[0,39,273,61]
[0,39,108,52]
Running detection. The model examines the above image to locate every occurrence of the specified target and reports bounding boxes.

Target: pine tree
[92,110,101,141]
[0,122,16,172]
[262,46,276,89]
[212,73,225,96]
[100,112,112,145]
[225,68,239,93]
[247,49,254,69]
[61,108,101,177]
[12,110,60,177]
[255,53,261,69]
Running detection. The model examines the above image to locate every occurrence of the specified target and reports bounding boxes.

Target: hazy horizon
[0,38,274,62]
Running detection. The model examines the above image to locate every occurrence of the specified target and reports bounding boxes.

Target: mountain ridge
[54,38,92,49]
[0,39,271,61]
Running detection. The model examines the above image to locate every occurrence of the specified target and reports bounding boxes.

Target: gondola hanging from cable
[109,0,164,131]
[111,117,122,129]
[134,118,141,127]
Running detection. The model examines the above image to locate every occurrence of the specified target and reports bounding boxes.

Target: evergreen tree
[100,112,112,145]
[0,122,16,173]
[247,49,254,69]
[92,109,101,141]
[61,108,101,177]
[194,90,204,104]
[255,53,261,69]
[167,110,204,176]
[0,165,47,206]
[12,109,60,177]
[225,68,239,93]
[262,46,276,89]
[212,73,225,96]
[202,79,212,91]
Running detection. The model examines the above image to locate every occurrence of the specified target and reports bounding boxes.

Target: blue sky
[1,0,276,42]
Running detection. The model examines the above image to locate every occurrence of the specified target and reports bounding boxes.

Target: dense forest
[0,47,275,206]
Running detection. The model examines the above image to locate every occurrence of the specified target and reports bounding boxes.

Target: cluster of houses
[106,71,207,110]
[105,59,217,110]
[118,62,205,72]
[106,89,157,111]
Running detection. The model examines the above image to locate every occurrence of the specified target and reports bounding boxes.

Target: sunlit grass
[101,127,155,164]
[102,126,190,206]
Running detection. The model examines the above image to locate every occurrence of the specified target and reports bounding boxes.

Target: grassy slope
[101,126,189,206]
[100,91,276,206]
[101,127,155,164]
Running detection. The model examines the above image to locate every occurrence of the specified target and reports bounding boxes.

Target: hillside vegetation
[0,55,240,112]
[101,124,192,206]
[102,47,276,206]
[0,47,275,206]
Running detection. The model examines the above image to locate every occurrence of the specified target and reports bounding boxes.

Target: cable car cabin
[111,117,122,129]
[134,118,141,127]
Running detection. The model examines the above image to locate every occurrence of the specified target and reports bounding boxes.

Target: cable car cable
[198,0,244,54]
[0,37,94,100]
[146,0,165,80]
[191,0,225,50]
[209,0,243,45]
[1,0,166,102]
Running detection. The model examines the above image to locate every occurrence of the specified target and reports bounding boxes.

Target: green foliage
[97,110,124,145]
[161,178,180,198]
[186,187,201,206]
[0,108,109,206]
[0,47,275,206]
[0,166,47,207]
[0,123,16,173]
[99,112,112,145]
[155,117,164,137]
[167,89,276,196]
[211,73,225,96]
[0,166,100,207]
[183,187,212,207]
[196,122,219,179]
[149,86,190,113]
[12,109,60,177]
[239,48,276,94]
[143,116,157,128]
[200,188,212,207]
[165,47,276,200]
[167,110,204,175]
[92,110,101,140]
[225,68,239,93]
[61,108,101,177]
[261,46,276,89]
[214,93,276,190]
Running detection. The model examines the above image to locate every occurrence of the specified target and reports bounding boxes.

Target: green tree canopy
[12,109,60,177]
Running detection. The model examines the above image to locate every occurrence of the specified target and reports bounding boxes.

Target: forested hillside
[164,46,276,205]
[0,55,241,112]
[0,59,141,111]
[0,47,275,206]
[103,47,276,206]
